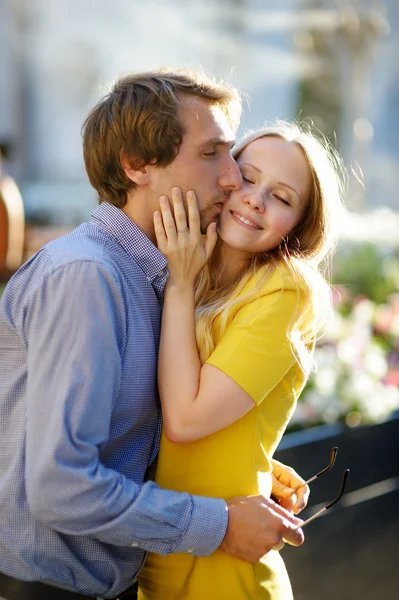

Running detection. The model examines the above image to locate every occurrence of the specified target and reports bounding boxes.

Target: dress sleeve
[205,286,300,405]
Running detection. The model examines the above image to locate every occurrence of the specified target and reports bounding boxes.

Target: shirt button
[131,542,138,547]
[187,548,195,554]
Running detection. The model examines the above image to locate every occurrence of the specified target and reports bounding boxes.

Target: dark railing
[276,415,399,600]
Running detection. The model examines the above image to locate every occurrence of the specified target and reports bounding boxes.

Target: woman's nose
[243,191,265,212]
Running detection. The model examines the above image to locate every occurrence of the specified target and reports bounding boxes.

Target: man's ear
[120,153,152,186]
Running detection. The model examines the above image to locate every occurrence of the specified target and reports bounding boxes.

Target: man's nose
[219,157,243,192]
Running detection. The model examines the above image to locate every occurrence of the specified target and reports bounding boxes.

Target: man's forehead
[180,96,235,142]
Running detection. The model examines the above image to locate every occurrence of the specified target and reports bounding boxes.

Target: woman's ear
[120,153,152,186]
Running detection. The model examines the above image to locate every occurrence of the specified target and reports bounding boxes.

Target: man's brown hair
[82,69,242,207]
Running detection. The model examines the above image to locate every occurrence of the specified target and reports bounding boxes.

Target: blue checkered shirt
[0,203,228,598]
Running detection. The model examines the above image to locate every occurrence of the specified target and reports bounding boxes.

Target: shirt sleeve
[21,259,227,556]
[206,287,300,405]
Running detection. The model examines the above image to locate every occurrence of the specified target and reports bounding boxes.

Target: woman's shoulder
[249,263,301,298]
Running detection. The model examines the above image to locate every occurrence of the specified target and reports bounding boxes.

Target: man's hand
[219,495,304,564]
[271,459,310,514]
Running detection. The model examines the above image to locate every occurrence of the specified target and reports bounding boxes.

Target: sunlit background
[1,0,398,428]
[1,2,399,597]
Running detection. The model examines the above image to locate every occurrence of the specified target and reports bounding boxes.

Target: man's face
[148,96,243,231]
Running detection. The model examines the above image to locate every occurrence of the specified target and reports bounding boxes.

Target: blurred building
[0,0,397,226]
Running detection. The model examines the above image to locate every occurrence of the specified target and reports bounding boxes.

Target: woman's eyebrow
[278,181,300,200]
[239,162,261,173]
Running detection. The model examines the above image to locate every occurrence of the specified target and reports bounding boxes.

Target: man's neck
[121,191,157,245]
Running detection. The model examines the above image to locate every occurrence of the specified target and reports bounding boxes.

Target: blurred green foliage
[333,243,399,306]
[292,241,399,431]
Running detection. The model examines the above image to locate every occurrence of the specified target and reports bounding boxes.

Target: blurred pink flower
[389,293,399,314]
[384,370,399,387]
[374,304,394,335]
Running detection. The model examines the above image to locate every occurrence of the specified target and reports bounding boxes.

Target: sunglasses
[289,447,350,527]
[271,446,349,528]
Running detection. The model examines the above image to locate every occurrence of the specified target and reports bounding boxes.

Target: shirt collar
[90,202,167,282]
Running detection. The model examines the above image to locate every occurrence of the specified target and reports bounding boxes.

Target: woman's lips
[230,210,263,230]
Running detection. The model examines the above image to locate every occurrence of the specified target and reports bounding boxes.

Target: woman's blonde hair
[195,120,345,376]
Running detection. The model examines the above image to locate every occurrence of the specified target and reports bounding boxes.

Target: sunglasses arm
[296,469,350,529]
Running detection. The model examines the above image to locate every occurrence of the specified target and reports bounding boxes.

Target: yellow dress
[138,267,311,600]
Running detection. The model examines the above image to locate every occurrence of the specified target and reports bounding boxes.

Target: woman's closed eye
[242,176,255,185]
[273,194,291,206]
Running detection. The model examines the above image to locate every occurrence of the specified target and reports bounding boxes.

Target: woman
[138,121,344,599]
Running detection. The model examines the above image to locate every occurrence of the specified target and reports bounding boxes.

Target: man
[0,69,308,600]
